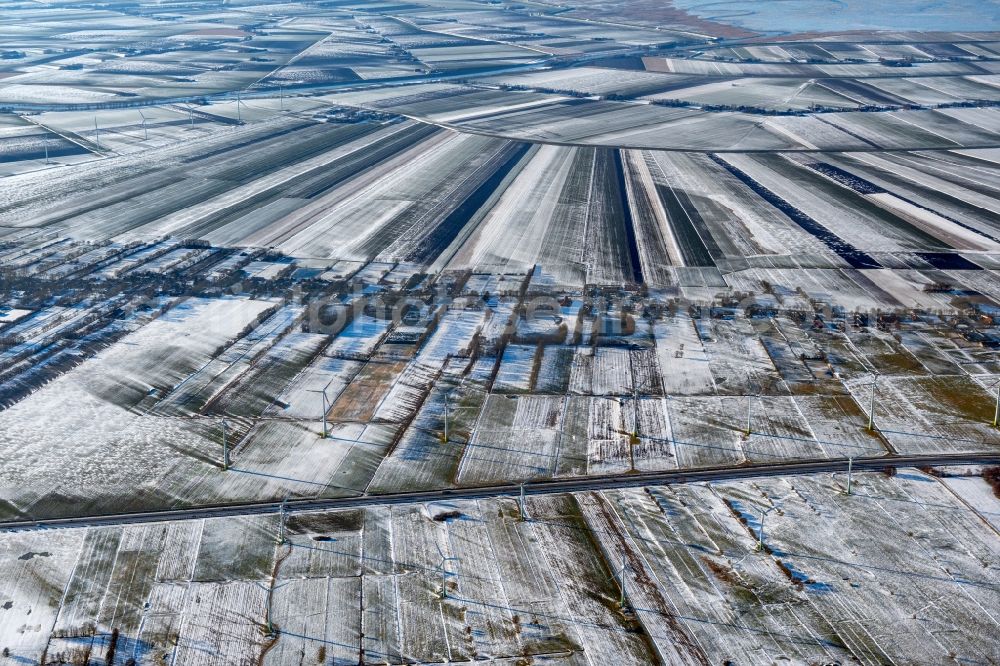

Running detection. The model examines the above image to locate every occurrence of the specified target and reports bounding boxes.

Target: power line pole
[94,117,100,149]
[518,483,527,521]
[846,456,853,495]
[277,498,288,544]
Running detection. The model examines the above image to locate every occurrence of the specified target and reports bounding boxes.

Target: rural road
[2,452,997,532]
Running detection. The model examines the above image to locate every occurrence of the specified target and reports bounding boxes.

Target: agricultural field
[0,467,998,664]
[3,0,1000,662]
[9,115,1000,291]
[0,252,998,519]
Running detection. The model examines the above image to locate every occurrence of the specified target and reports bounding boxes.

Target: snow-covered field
[1,468,998,664]
[7,3,1000,662]
[0,297,272,510]
[0,262,997,522]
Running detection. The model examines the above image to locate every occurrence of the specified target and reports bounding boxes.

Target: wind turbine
[990,376,1000,428]
[307,378,335,439]
[440,381,464,443]
[137,109,148,141]
[757,504,779,551]
[615,549,630,608]
[957,353,1000,426]
[443,389,450,442]
[866,372,879,432]
[253,579,292,637]
[222,418,230,470]
[434,540,460,600]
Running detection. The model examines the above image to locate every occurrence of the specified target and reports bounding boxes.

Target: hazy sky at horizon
[672,0,1000,33]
